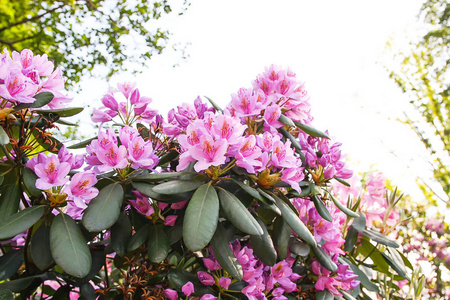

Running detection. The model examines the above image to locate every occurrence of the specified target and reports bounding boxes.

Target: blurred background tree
[389,0,450,204]
[0,0,189,86]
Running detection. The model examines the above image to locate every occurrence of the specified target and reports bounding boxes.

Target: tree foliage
[0,0,188,85]
[389,0,450,202]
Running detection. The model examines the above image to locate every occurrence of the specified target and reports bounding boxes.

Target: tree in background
[389,0,450,204]
[0,0,189,85]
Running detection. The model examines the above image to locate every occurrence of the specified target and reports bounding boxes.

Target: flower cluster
[0,48,70,108]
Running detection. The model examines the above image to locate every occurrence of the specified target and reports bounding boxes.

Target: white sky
[76,0,434,201]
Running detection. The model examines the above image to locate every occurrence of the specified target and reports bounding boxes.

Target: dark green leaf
[273,193,316,247]
[22,167,42,197]
[80,282,96,300]
[0,289,13,300]
[249,217,277,266]
[289,240,310,257]
[167,269,213,296]
[279,127,303,153]
[35,107,84,118]
[111,212,132,257]
[218,188,263,235]
[183,183,219,251]
[334,177,351,187]
[272,217,291,260]
[32,92,54,108]
[329,193,359,218]
[82,183,124,232]
[381,249,409,280]
[316,290,334,300]
[362,229,400,248]
[147,225,170,263]
[67,137,96,149]
[157,150,179,166]
[0,127,9,145]
[340,257,379,293]
[0,249,23,281]
[132,172,185,182]
[293,121,330,139]
[50,213,92,278]
[131,181,174,202]
[312,195,333,222]
[278,114,295,127]
[210,223,243,280]
[80,248,105,283]
[351,213,367,232]
[55,119,78,126]
[127,223,151,251]
[312,246,337,272]
[0,182,21,220]
[256,188,276,204]
[152,180,202,195]
[30,225,53,270]
[0,206,45,240]
[340,289,357,300]
[231,178,264,201]
[344,225,359,252]
[0,276,37,292]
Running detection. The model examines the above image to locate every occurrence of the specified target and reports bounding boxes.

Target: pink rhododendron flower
[219,277,231,290]
[182,281,194,296]
[31,155,70,190]
[189,135,228,172]
[197,271,215,286]
[200,294,217,300]
[129,191,154,217]
[164,215,178,226]
[164,288,178,300]
[64,171,98,207]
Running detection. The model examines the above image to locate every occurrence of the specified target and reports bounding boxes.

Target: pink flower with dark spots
[117,82,136,99]
[95,143,128,172]
[263,105,284,129]
[236,135,262,173]
[64,171,98,207]
[32,155,71,190]
[190,135,228,172]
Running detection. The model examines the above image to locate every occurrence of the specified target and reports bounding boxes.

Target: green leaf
[67,137,96,149]
[0,249,23,281]
[381,249,409,280]
[210,223,243,280]
[289,240,310,257]
[249,217,277,266]
[316,290,334,300]
[279,127,303,153]
[55,119,78,126]
[293,121,330,139]
[82,183,124,232]
[218,188,263,235]
[30,225,53,270]
[340,289,357,300]
[152,180,202,195]
[22,167,42,197]
[127,223,151,252]
[132,172,185,182]
[340,257,380,293]
[278,114,295,127]
[329,193,359,218]
[334,176,351,186]
[312,246,337,272]
[50,213,92,278]
[32,92,54,108]
[312,195,333,222]
[204,96,223,113]
[231,178,264,201]
[272,217,291,260]
[157,150,179,166]
[0,276,37,292]
[0,127,9,145]
[0,182,20,220]
[273,193,316,247]
[183,183,219,251]
[167,269,213,296]
[110,212,132,257]
[0,289,14,300]
[344,225,359,252]
[147,225,170,263]
[362,229,400,248]
[351,213,367,232]
[256,188,276,204]
[0,206,45,240]
[35,107,84,118]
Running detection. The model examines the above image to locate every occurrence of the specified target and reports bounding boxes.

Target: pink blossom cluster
[164,282,216,300]
[311,260,359,295]
[227,65,312,126]
[333,172,400,228]
[26,146,98,219]
[0,48,70,108]
[299,132,353,180]
[92,82,158,125]
[85,126,158,174]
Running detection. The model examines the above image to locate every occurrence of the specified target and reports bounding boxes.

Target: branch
[0,38,19,52]
[0,3,65,33]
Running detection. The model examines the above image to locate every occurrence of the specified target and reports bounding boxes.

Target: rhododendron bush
[0,49,419,299]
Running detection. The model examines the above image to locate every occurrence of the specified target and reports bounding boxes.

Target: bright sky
[77,0,432,201]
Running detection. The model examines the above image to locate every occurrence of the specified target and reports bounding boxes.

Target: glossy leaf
[32,92,54,108]
[334,176,351,187]
[0,249,23,281]
[316,290,334,300]
[82,183,124,232]
[0,127,9,145]
[351,213,367,232]
[249,223,277,266]
[167,269,213,296]
[0,206,45,240]
[132,171,185,182]
[231,178,264,201]
[273,193,316,247]
[218,188,263,235]
[344,225,359,252]
[312,195,333,222]
[67,137,96,149]
[152,180,202,195]
[340,257,380,293]
[183,183,219,251]
[127,223,151,252]
[256,188,276,204]
[272,217,291,260]
[204,96,223,113]
[381,249,409,280]
[289,240,310,257]
[50,213,92,278]
[35,107,84,118]
[110,212,132,257]
[293,120,330,139]
[312,246,337,272]
[22,167,42,197]
[210,223,243,280]
[131,181,174,202]
[329,193,359,218]
[147,225,170,263]
[362,229,400,248]
[279,127,303,153]
[0,182,21,220]
[278,114,295,127]
[0,289,13,300]
[30,225,53,270]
